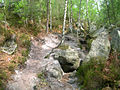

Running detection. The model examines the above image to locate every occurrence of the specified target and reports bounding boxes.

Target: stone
[110,27,120,52]
[45,60,64,80]
[1,34,17,54]
[53,46,80,72]
[85,31,111,62]
[89,22,97,35]
[90,26,109,38]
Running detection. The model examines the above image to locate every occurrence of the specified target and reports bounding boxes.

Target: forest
[0,0,120,90]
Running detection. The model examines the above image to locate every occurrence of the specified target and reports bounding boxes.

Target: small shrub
[19,33,31,49]
[22,49,29,57]
[8,64,15,72]
[18,57,27,65]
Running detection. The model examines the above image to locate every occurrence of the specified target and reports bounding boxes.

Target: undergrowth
[76,52,120,90]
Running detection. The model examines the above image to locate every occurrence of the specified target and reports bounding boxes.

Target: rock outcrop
[85,31,111,62]
[53,46,80,72]
[110,27,120,52]
[1,34,17,54]
[45,60,64,80]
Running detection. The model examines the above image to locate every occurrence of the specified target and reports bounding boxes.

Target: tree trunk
[38,0,41,26]
[77,0,82,38]
[62,0,68,43]
[86,0,90,30]
[68,0,71,31]
[46,0,49,33]
[4,0,7,30]
[105,0,111,25]
[50,0,52,32]
[70,0,73,32]
[96,0,100,16]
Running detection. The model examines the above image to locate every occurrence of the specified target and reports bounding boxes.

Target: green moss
[87,39,93,51]
[58,44,69,50]
[37,72,45,79]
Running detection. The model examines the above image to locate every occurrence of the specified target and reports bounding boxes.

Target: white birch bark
[62,0,68,43]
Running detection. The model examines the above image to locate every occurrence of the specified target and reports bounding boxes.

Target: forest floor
[6,33,79,90]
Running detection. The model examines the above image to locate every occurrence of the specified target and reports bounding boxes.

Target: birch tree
[46,0,49,33]
[50,0,52,32]
[62,0,68,43]
[69,0,73,32]
[77,0,82,38]
[86,0,90,29]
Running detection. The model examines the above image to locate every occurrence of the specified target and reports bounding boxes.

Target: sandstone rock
[53,46,80,72]
[110,27,120,52]
[45,60,64,80]
[85,31,111,62]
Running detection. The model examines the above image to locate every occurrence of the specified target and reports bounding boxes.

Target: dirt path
[6,34,80,90]
[6,34,61,90]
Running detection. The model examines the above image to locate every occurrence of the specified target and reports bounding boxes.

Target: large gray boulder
[53,46,80,72]
[45,60,64,80]
[110,27,120,52]
[85,31,111,62]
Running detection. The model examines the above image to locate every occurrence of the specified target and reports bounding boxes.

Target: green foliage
[22,49,29,57]
[76,56,120,90]
[18,57,27,65]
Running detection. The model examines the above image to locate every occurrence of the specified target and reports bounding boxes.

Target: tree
[62,0,68,43]
[69,0,73,32]
[86,0,90,29]
[3,0,7,30]
[77,0,82,38]
[46,0,49,33]
[49,0,52,32]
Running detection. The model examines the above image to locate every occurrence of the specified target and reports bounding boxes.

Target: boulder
[45,60,64,80]
[85,31,111,62]
[1,34,17,55]
[90,26,110,38]
[89,22,97,35]
[110,27,120,52]
[53,46,80,72]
